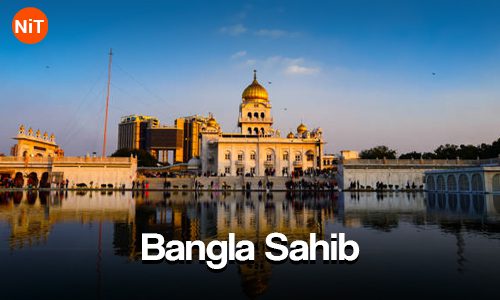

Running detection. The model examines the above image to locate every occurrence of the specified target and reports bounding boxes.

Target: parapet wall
[143,176,333,191]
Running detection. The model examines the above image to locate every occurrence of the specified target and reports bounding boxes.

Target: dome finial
[242,70,268,101]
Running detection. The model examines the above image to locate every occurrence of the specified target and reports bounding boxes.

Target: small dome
[187,157,201,169]
[207,117,218,128]
[297,123,307,134]
[242,70,268,101]
[287,132,294,139]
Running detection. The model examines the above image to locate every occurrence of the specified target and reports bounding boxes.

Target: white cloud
[254,29,299,38]
[285,64,320,75]
[231,50,247,59]
[245,59,257,66]
[219,24,247,36]
[251,56,320,75]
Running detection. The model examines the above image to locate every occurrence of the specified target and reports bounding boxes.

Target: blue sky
[1,0,500,155]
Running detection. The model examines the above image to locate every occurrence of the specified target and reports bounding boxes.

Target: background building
[117,114,210,164]
[340,150,359,160]
[10,125,64,158]
[117,115,159,150]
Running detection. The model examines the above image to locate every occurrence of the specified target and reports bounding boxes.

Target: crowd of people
[285,179,336,191]
[347,180,423,191]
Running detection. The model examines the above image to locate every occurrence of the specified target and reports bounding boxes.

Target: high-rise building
[175,115,210,162]
[117,115,159,150]
[117,114,212,164]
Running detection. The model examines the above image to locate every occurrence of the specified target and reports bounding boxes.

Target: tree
[422,152,437,159]
[111,148,158,167]
[399,151,422,159]
[434,144,459,159]
[359,145,397,159]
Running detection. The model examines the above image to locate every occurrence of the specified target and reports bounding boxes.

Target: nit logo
[12,7,48,44]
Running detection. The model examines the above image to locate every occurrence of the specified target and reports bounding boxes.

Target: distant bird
[268,81,272,84]
[283,108,288,111]
[432,72,436,75]
[45,66,50,69]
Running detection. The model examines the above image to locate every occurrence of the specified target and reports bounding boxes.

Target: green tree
[434,144,459,159]
[422,152,437,159]
[111,148,159,167]
[399,151,422,159]
[359,145,397,159]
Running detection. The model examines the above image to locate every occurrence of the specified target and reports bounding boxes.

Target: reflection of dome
[287,132,294,138]
[242,70,268,101]
[187,157,201,169]
[297,123,307,134]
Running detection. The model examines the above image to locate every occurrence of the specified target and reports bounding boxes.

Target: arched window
[250,151,256,160]
[247,112,252,119]
[224,151,231,160]
[471,174,483,192]
[260,128,265,135]
[459,174,469,192]
[426,176,435,191]
[266,149,274,162]
[306,150,314,161]
[295,152,302,162]
[493,174,500,192]
[237,151,244,161]
[436,175,445,191]
[248,128,252,134]
[254,128,259,135]
[447,175,457,192]
[282,151,289,161]
[260,112,265,119]
[254,112,259,118]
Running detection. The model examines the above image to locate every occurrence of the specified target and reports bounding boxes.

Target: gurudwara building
[200,71,325,177]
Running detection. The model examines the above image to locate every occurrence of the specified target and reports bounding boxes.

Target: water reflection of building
[116,191,337,297]
[339,192,427,231]
[0,191,135,250]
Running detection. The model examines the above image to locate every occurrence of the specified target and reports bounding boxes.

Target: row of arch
[246,112,266,119]
[22,150,54,158]
[426,173,484,192]
[2,172,51,188]
[426,193,487,214]
[224,149,314,162]
[247,127,265,135]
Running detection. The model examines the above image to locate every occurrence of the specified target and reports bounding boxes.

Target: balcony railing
[238,117,274,123]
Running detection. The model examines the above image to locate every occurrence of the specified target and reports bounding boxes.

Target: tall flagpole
[102,48,113,157]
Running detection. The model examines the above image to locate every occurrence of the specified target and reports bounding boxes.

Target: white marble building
[200,71,325,177]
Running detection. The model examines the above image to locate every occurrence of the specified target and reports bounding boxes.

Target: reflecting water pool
[1,190,500,299]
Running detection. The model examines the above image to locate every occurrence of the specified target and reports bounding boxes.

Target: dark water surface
[1,190,500,299]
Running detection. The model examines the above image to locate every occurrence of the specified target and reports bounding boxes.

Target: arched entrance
[436,175,445,191]
[27,172,39,188]
[492,174,500,192]
[426,176,435,191]
[447,175,457,192]
[459,174,469,192]
[40,172,50,188]
[471,174,483,192]
[14,172,24,188]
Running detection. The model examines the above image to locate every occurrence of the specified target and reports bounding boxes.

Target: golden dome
[207,117,218,128]
[287,132,294,138]
[242,70,268,101]
[297,123,307,134]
